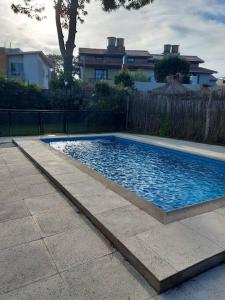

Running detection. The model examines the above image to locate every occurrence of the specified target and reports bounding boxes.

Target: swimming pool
[43,135,225,212]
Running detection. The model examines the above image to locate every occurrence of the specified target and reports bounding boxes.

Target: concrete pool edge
[13,136,225,294]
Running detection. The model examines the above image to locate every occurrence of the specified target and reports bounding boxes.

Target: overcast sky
[1,0,225,76]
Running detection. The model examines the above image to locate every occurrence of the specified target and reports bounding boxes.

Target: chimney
[171,45,180,55]
[107,37,117,51]
[116,38,125,52]
[163,44,171,55]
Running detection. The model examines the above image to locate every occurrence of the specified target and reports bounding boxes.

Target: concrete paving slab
[136,222,223,272]
[181,212,225,248]
[24,193,71,215]
[0,188,23,203]
[0,158,6,166]
[34,207,88,237]
[0,240,57,294]
[0,275,70,300]
[44,226,114,271]
[18,181,56,199]
[215,206,225,217]
[0,169,11,179]
[44,163,80,176]
[123,235,177,281]
[0,178,15,191]
[9,165,39,178]
[6,161,34,171]
[0,216,40,250]
[97,205,160,240]
[64,179,108,197]
[2,152,29,162]
[0,200,30,222]
[54,171,91,185]
[14,173,48,187]
[62,252,156,300]
[72,188,130,215]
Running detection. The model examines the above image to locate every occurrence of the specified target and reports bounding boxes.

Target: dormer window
[127,57,135,63]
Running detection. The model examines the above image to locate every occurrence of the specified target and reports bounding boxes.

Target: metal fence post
[63,111,68,134]
[8,111,12,136]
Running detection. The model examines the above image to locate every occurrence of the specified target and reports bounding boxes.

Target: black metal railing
[0,109,125,137]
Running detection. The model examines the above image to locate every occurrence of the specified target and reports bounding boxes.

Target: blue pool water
[43,136,225,212]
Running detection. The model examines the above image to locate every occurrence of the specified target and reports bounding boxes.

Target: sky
[0,0,225,77]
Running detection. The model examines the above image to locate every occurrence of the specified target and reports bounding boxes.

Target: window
[10,63,23,76]
[127,57,135,63]
[95,69,108,80]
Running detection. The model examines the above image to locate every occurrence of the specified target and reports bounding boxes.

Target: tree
[11,0,154,86]
[114,71,134,88]
[154,56,190,83]
[47,54,80,79]
[129,69,148,82]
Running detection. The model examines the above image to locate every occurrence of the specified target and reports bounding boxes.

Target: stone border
[42,134,225,224]
[13,136,225,294]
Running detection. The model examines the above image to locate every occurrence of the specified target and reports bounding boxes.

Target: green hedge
[0,76,93,109]
[0,76,127,111]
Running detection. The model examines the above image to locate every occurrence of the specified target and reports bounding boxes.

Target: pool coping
[13,134,225,293]
[39,133,225,224]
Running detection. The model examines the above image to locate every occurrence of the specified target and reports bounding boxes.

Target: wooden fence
[127,89,225,143]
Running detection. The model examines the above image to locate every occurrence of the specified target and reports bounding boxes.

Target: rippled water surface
[48,136,225,211]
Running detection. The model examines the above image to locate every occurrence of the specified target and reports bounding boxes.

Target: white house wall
[8,53,50,89]
[23,54,49,89]
[23,54,39,85]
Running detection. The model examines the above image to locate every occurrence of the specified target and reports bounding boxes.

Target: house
[0,47,51,89]
[79,37,217,87]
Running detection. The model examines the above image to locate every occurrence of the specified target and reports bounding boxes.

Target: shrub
[114,71,134,88]
[154,56,190,83]
[159,116,171,137]
[89,81,127,111]
[0,77,46,109]
[0,76,90,110]
[129,69,148,82]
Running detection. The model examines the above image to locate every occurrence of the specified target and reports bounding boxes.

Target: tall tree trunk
[55,0,78,86]
[63,53,73,84]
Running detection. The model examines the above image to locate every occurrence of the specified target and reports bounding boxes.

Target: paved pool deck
[1,134,225,298]
[0,144,155,299]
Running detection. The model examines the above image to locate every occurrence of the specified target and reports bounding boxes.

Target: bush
[114,71,134,88]
[0,76,92,110]
[159,116,171,137]
[0,77,46,109]
[129,69,148,82]
[0,76,125,111]
[154,56,190,83]
[89,81,127,111]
